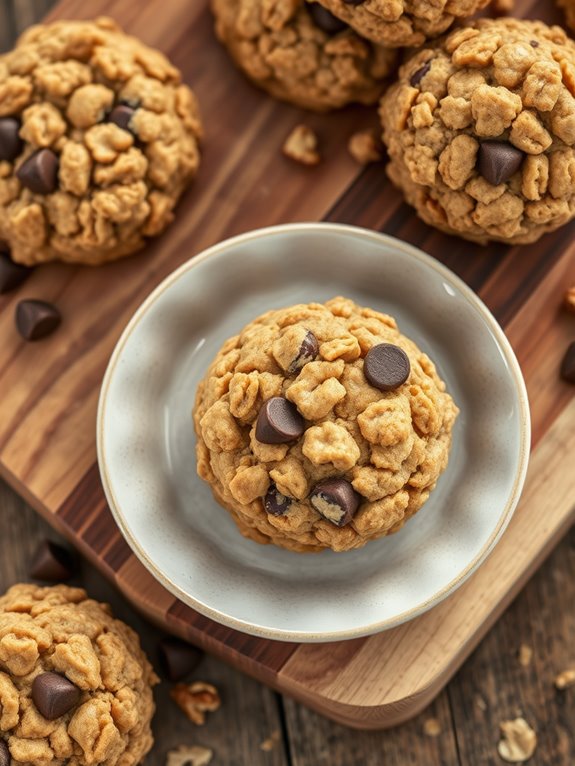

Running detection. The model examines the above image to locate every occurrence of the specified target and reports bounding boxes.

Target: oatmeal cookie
[0,583,157,766]
[309,0,492,47]
[211,0,397,111]
[0,17,202,266]
[380,18,575,244]
[193,297,458,553]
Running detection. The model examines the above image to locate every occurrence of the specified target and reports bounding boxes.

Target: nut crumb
[497,717,537,763]
[170,682,221,725]
[283,125,320,166]
[423,717,441,737]
[564,287,575,314]
[554,668,575,690]
[348,129,383,165]
[518,644,533,667]
[260,730,281,751]
[166,745,213,766]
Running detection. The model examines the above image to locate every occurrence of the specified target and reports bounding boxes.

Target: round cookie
[193,297,458,553]
[211,0,397,111]
[0,583,157,766]
[380,18,575,245]
[0,17,202,266]
[308,0,492,47]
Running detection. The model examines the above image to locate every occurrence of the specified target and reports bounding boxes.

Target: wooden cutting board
[0,0,574,730]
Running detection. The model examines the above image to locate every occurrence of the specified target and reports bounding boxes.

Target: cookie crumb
[260,730,281,751]
[518,644,533,667]
[170,682,221,725]
[348,129,382,165]
[554,668,575,690]
[423,717,441,737]
[166,745,213,766]
[283,125,320,166]
[564,287,575,314]
[497,718,537,763]
[475,694,488,712]
[492,0,514,14]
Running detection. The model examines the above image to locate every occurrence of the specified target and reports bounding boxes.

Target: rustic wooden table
[0,1,574,764]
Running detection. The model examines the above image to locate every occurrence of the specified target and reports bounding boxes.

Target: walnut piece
[170,682,221,725]
[166,745,213,766]
[282,125,320,166]
[497,718,537,763]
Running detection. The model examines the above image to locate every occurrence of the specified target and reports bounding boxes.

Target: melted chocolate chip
[478,141,524,186]
[264,484,292,516]
[16,149,59,194]
[0,117,23,163]
[32,673,81,720]
[310,479,360,527]
[255,397,305,444]
[307,3,348,33]
[410,60,431,87]
[108,104,137,134]
[289,330,319,374]
[363,343,410,391]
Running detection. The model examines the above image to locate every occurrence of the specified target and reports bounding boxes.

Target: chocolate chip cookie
[193,297,458,553]
[0,583,157,766]
[0,17,202,266]
[380,18,575,245]
[211,0,397,111]
[309,0,492,47]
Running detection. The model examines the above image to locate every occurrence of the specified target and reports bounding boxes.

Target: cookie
[0,17,202,266]
[0,583,158,766]
[308,0,492,47]
[380,18,575,245]
[211,0,397,111]
[193,297,458,553]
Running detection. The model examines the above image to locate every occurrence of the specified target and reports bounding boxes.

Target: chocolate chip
[32,672,81,720]
[0,117,23,163]
[364,343,410,391]
[410,61,431,87]
[0,250,31,294]
[158,637,203,682]
[530,40,539,47]
[310,478,360,527]
[30,540,77,582]
[0,740,9,766]
[478,141,524,186]
[289,330,319,374]
[560,341,575,384]
[16,149,59,194]
[307,3,348,33]
[108,104,136,133]
[264,483,292,516]
[255,397,305,444]
[15,299,61,341]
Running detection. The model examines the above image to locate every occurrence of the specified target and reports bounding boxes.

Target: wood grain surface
[0,0,574,741]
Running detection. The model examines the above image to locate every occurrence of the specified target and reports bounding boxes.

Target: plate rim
[97,222,531,642]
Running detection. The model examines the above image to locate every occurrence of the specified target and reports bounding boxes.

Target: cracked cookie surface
[211,0,397,111]
[193,297,458,553]
[0,17,202,265]
[0,583,157,766]
[380,18,575,244]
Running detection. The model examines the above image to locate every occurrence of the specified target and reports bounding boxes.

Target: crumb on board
[170,682,221,725]
[554,668,575,690]
[283,125,321,166]
[518,644,533,667]
[497,717,537,763]
[166,745,213,766]
[260,730,281,751]
[348,129,383,165]
[423,717,442,737]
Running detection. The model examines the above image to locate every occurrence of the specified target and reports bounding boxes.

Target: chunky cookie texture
[211,0,397,111]
[0,17,202,266]
[380,18,575,245]
[0,584,157,766]
[193,298,458,553]
[309,0,491,47]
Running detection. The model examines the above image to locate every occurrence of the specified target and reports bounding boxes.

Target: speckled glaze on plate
[97,224,530,642]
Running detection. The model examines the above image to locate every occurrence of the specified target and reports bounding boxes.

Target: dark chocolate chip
[410,60,431,87]
[108,104,136,134]
[530,40,539,47]
[307,3,348,33]
[255,397,305,444]
[0,740,9,766]
[15,299,61,341]
[364,343,410,391]
[0,117,23,163]
[310,478,360,527]
[30,540,77,582]
[0,250,31,294]
[16,149,59,194]
[478,141,524,186]
[158,637,203,682]
[264,483,292,516]
[560,341,575,384]
[289,330,319,374]
[32,672,81,720]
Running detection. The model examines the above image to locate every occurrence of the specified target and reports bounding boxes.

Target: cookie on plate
[307,0,492,47]
[193,297,458,553]
[211,0,397,111]
[0,17,202,266]
[380,18,575,244]
[0,583,158,766]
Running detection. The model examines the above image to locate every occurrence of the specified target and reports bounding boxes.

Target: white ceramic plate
[97,224,530,642]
